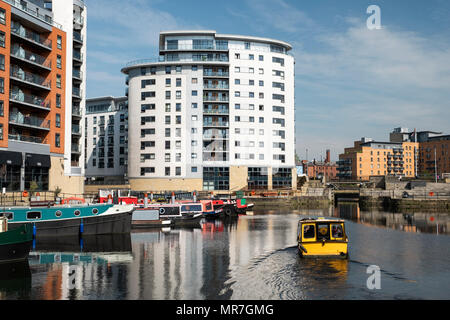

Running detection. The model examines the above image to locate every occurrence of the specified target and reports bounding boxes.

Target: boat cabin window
[303,224,315,239]
[55,210,62,217]
[74,210,81,216]
[92,208,99,215]
[331,224,344,239]
[181,205,202,212]
[0,212,13,220]
[317,224,330,241]
[27,211,42,220]
[159,206,180,216]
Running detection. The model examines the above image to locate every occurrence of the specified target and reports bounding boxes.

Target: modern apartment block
[337,137,418,181]
[0,0,86,194]
[84,96,128,185]
[121,30,296,192]
[389,127,449,179]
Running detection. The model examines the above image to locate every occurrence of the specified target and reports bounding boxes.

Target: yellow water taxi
[297,217,349,258]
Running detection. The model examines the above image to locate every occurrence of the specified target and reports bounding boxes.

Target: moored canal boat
[297,217,349,258]
[0,217,33,263]
[141,203,203,227]
[0,204,134,238]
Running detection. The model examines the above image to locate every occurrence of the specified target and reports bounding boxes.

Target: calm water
[1,204,449,300]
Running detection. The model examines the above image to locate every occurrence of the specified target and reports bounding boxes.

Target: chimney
[325,149,330,163]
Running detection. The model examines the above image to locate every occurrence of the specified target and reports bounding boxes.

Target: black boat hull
[0,239,33,263]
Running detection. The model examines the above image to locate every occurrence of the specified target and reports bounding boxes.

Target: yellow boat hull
[299,241,348,258]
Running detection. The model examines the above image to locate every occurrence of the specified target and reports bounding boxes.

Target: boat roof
[299,217,346,223]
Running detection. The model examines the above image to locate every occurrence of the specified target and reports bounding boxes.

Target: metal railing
[10,66,51,88]
[73,31,83,43]
[203,96,229,102]
[5,0,63,29]
[162,44,228,51]
[10,91,50,109]
[9,112,50,129]
[73,69,82,79]
[8,133,47,144]
[203,71,229,77]
[11,47,51,69]
[72,124,81,134]
[73,51,83,61]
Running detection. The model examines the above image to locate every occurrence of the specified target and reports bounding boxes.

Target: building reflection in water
[335,203,449,235]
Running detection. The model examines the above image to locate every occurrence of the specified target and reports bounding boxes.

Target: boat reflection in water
[0,260,32,299]
[335,203,449,235]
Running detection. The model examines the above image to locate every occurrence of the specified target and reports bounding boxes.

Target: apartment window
[0,78,3,93]
[235,67,240,73]
[55,133,60,147]
[191,167,198,173]
[259,105,264,111]
[234,104,240,109]
[176,115,181,124]
[272,57,285,66]
[0,54,4,70]
[235,116,240,122]
[150,66,156,74]
[249,67,254,73]
[191,153,197,159]
[235,53,240,59]
[249,92,254,98]
[165,141,171,149]
[57,55,62,69]
[259,141,264,147]
[0,100,3,116]
[0,124,2,140]
[92,159,96,167]
[0,9,5,25]
[259,117,264,123]
[165,78,171,87]
[141,141,155,149]
[259,93,264,98]
[165,115,171,124]
[176,103,181,112]
[120,158,125,166]
[165,91,171,99]
[165,103,171,112]
[192,78,197,84]
[191,103,197,108]
[176,78,182,87]
[176,66,182,73]
[176,167,181,176]
[141,79,156,88]
[57,35,62,49]
[244,42,251,49]
[56,114,61,128]
[249,54,254,60]
[140,167,155,176]
[141,116,155,125]
[249,116,254,122]
[249,80,254,86]
[235,91,240,97]
[165,153,171,162]
[259,68,264,75]
[56,75,61,88]
[259,80,264,87]
[141,103,155,112]
[0,31,5,48]
[141,128,155,137]
[235,79,240,85]
[259,55,264,61]
[165,128,171,137]
[165,66,171,74]
[192,65,198,71]
[191,90,197,97]
[165,167,170,176]
[56,94,61,108]
[176,142,181,150]
[191,140,197,146]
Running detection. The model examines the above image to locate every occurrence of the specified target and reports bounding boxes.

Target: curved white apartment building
[121,30,296,192]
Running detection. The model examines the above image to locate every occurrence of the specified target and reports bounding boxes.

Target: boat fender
[32,223,36,238]
[299,244,307,253]
[80,219,84,234]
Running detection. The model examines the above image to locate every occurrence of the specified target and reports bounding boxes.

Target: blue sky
[84,0,450,161]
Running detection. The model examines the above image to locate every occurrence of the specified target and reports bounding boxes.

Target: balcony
[203,96,229,103]
[161,43,228,51]
[203,108,229,115]
[73,87,82,99]
[73,69,83,81]
[72,105,82,117]
[71,143,81,154]
[10,91,51,111]
[73,51,83,63]
[10,46,51,70]
[203,71,229,78]
[203,84,229,90]
[5,0,62,29]
[9,112,50,130]
[8,133,47,144]
[72,124,81,135]
[73,31,83,44]
[10,66,51,90]
[203,121,229,127]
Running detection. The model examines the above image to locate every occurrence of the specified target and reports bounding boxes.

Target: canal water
[1,204,449,300]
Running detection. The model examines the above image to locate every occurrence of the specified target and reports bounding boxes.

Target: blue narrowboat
[0,204,134,238]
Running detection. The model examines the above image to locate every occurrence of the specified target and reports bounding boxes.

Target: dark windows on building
[272,168,291,188]
[141,91,155,100]
[248,167,268,190]
[140,167,155,176]
[141,103,155,112]
[141,79,156,88]
[203,167,229,190]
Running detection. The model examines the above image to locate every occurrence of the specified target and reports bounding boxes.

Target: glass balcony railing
[203,84,229,90]
[10,66,51,89]
[73,87,82,98]
[203,71,229,77]
[71,144,81,153]
[73,31,83,43]
[11,46,51,69]
[8,134,47,144]
[162,43,228,51]
[203,96,229,102]
[72,105,82,116]
[203,108,229,114]
[9,112,50,129]
[5,0,62,29]
[73,69,82,79]
[72,124,81,134]
[203,121,229,127]
[73,51,83,61]
[10,91,50,109]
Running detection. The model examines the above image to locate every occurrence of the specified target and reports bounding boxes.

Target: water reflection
[335,203,449,235]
